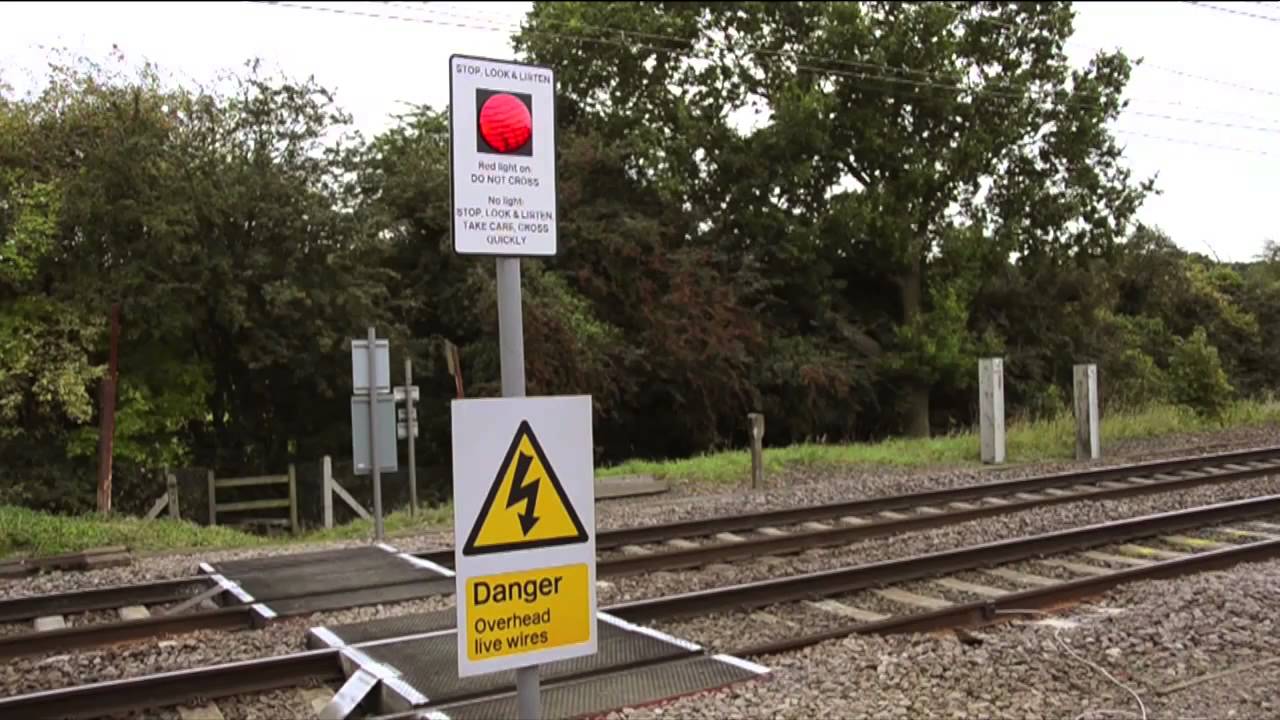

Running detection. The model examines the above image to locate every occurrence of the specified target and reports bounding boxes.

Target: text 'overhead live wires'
[251,0,1280,156]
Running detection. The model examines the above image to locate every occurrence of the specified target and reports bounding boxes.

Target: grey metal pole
[516,664,539,720]
[497,259,527,398]
[368,326,385,541]
[405,357,418,516]
[497,257,538,719]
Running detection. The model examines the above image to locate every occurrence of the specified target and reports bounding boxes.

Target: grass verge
[4,400,1276,560]
[0,505,270,559]
[0,502,455,560]
[597,399,1280,485]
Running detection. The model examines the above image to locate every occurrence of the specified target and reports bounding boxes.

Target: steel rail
[0,605,258,660]
[0,577,456,659]
[9,540,1277,720]
[583,445,1280,548]
[6,442,1269,627]
[0,575,456,659]
[0,577,215,624]
[595,459,1280,576]
[0,648,344,720]
[349,528,1280,719]
[415,445,1280,567]
[732,536,1280,657]
[0,546,131,579]
[4,449,1275,661]
[604,493,1280,622]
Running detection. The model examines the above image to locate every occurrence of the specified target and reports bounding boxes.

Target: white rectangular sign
[350,339,390,394]
[450,54,557,257]
[451,395,596,677]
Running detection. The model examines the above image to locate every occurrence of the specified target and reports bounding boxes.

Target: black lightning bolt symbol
[505,451,540,535]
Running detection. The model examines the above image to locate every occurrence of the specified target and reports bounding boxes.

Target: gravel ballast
[5,426,1274,603]
[591,425,1280,531]
[0,534,450,601]
[607,557,1280,719]
[0,593,455,696]
[106,685,333,720]
[2,427,1275,718]
[6,464,1277,664]
[208,686,326,720]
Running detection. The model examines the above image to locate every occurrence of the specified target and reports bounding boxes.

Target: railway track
[0,546,132,579]
[1,445,1277,659]
[605,494,1280,651]
[0,573,278,659]
[0,650,346,720]
[4,494,1279,719]
[0,576,229,634]
[0,569,449,660]
[587,449,1280,576]
[419,444,1280,566]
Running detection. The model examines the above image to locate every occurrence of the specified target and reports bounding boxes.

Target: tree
[175,64,398,472]
[0,54,190,510]
[515,1,1151,436]
[1168,326,1233,418]
[0,53,397,510]
[360,108,774,461]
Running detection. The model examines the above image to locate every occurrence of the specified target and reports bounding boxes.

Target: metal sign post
[405,358,419,516]
[351,330,394,541]
[367,327,385,542]
[499,257,538,718]
[449,53,563,720]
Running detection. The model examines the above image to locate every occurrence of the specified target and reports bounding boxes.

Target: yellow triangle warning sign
[462,420,589,556]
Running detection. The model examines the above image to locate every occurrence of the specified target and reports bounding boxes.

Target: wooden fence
[206,466,299,533]
[321,455,371,529]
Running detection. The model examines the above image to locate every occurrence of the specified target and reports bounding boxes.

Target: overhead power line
[316,2,1280,104]
[261,0,1280,137]
[257,0,523,34]
[1122,109,1280,134]
[1115,128,1272,156]
[911,1,1280,98]
[1143,63,1280,99]
[252,0,1280,156]
[1184,1,1280,22]
[386,0,1280,124]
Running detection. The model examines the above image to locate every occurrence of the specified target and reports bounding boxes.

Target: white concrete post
[287,463,299,534]
[166,471,180,520]
[979,358,1006,464]
[1074,364,1101,460]
[748,413,765,489]
[207,470,216,526]
[322,455,335,530]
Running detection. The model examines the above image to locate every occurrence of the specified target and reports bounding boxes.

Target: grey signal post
[496,256,538,718]
[405,358,418,516]
[368,327,385,542]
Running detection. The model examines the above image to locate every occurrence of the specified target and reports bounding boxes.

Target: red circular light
[478,94,532,153]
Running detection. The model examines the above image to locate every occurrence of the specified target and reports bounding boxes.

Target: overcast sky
[2,1,1277,261]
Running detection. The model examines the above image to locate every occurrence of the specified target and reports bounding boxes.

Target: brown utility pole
[444,339,465,399]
